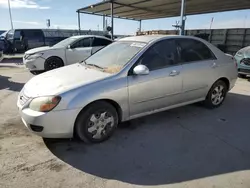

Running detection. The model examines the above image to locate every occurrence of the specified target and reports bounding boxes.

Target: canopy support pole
[180,0,186,35]
[8,0,13,29]
[103,15,106,31]
[110,1,114,40]
[78,11,81,35]
[139,20,142,32]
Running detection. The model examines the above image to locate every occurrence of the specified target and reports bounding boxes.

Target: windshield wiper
[87,63,104,70]
[80,60,86,65]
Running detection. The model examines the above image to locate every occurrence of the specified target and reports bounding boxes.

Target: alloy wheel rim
[211,85,225,105]
[49,61,59,69]
[87,111,115,139]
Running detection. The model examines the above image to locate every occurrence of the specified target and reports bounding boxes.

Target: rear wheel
[204,80,228,109]
[75,101,118,143]
[44,57,64,71]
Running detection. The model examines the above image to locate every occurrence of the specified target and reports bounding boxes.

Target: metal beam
[117,11,167,18]
[113,1,167,16]
[77,0,250,22]
[94,0,153,14]
[78,11,138,21]
[103,2,250,20]
[149,0,249,13]
[97,0,181,16]
[157,3,250,18]
[77,0,111,12]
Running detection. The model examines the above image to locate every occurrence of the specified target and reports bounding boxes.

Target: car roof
[119,35,203,43]
[118,35,176,43]
[70,35,112,41]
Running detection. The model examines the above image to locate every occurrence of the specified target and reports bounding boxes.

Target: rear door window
[22,30,44,41]
[92,38,112,47]
[176,38,216,63]
[14,30,21,39]
[71,37,92,48]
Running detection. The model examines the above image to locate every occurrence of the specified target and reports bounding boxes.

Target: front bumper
[235,56,250,75]
[23,57,46,71]
[238,67,250,75]
[17,100,81,138]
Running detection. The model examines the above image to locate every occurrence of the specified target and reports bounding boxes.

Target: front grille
[19,91,30,106]
[241,58,250,66]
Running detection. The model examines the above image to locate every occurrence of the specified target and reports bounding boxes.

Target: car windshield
[85,41,146,74]
[53,37,76,48]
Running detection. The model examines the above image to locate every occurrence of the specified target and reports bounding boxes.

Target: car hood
[25,46,51,54]
[238,46,250,56]
[25,46,63,55]
[244,47,250,57]
[23,63,111,97]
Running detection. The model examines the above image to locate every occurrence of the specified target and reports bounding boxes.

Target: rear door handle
[169,70,180,76]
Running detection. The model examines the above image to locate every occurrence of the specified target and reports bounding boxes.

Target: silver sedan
[17,35,238,143]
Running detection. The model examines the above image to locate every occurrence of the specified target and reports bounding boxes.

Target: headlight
[29,96,61,112]
[236,51,243,57]
[26,53,43,60]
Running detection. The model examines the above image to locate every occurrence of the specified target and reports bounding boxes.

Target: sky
[0,0,250,35]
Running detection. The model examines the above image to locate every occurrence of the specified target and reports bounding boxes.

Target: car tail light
[226,53,237,68]
[233,57,237,68]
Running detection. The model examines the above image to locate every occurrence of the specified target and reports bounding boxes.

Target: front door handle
[169,70,180,76]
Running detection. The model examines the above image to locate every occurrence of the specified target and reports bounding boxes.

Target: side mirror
[67,45,71,49]
[133,65,149,75]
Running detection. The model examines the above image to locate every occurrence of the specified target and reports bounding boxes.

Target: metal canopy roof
[77,0,250,21]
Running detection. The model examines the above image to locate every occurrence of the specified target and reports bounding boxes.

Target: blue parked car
[235,46,250,78]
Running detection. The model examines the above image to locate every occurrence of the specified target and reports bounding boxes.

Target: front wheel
[44,57,64,71]
[204,80,228,109]
[75,101,118,143]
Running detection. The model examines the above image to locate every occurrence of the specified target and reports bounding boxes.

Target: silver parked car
[17,35,238,143]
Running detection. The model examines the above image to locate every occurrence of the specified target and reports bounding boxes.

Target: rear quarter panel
[208,42,238,90]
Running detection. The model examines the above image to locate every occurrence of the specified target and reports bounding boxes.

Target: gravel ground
[0,65,250,188]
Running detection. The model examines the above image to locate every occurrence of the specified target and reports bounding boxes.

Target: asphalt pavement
[0,65,250,188]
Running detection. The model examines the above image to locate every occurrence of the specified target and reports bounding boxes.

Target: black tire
[238,74,247,78]
[75,101,118,143]
[204,80,228,109]
[44,57,64,71]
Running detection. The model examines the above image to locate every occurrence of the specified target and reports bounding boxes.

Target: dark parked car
[0,29,45,53]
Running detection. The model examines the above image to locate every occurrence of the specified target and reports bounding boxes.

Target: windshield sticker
[130,43,146,48]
